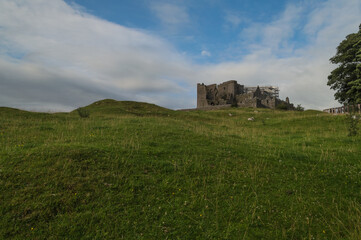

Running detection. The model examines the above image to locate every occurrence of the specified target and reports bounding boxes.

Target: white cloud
[240,4,303,54]
[201,50,211,57]
[0,0,194,111]
[224,12,243,27]
[151,3,189,26]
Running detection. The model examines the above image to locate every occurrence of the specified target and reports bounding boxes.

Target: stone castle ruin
[197,80,293,109]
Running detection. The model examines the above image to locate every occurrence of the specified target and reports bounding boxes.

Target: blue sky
[0,0,360,111]
[68,0,312,63]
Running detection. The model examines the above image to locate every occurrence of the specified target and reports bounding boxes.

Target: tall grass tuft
[346,113,359,136]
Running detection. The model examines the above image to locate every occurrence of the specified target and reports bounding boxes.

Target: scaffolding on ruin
[245,86,280,99]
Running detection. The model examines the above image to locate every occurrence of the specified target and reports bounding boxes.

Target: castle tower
[197,83,209,108]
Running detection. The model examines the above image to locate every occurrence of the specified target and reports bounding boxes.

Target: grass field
[1,99,361,239]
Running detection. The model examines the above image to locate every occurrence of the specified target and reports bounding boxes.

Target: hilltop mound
[0,107,51,118]
[74,99,172,116]
[0,100,172,117]
[0,107,24,114]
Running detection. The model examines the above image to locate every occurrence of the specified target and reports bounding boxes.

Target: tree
[295,104,304,111]
[327,24,361,104]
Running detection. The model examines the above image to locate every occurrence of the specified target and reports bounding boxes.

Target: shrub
[77,107,90,118]
[295,104,304,111]
[276,103,288,110]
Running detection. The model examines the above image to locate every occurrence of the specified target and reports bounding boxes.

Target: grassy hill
[1,100,360,239]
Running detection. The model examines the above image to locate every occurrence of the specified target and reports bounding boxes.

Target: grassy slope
[1,100,361,239]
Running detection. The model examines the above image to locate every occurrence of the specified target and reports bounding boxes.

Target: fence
[323,104,361,114]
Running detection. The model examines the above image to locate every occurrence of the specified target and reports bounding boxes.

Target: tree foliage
[327,24,361,104]
[295,104,304,111]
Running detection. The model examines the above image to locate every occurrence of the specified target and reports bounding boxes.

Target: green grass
[1,100,360,239]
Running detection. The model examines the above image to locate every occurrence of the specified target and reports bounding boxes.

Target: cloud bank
[0,0,360,111]
[0,0,194,111]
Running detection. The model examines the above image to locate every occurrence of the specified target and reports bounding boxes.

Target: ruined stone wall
[323,104,361,114]
[206,84,221,105]
[217,80,244,104]
[198,80,243,107]
[261,97,276,108]
[236,92,259,108]
[197,80,294,110]
[197,83,208,108]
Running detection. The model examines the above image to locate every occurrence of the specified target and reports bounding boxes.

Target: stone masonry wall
[197,80,293,110]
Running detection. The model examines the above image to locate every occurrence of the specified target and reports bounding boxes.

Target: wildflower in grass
[172,192,175,195]
[200,214,203,217]
[323,230,326,234]
[31,227,34,231]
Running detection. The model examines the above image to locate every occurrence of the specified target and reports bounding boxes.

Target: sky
[0,0,360,111]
